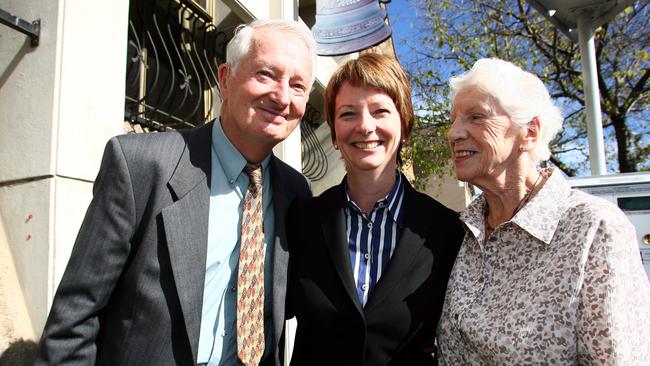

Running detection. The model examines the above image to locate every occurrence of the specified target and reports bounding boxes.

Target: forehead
[242,28,311,69]
[452,87,496,112]
[335,83,393,105]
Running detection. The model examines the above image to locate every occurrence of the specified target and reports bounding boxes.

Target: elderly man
[36,19,315,366]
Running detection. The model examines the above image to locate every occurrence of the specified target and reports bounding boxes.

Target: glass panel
[618,196,650,211]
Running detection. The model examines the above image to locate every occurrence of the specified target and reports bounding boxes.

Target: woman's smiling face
[447,87,525,185]
[334,82,403,175]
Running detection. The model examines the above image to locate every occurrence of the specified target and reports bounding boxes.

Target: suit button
[364,253,370,260]
[367,222,372,229]
[361,284,368,291]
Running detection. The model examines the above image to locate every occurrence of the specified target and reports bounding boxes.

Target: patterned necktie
[237,164,265,366]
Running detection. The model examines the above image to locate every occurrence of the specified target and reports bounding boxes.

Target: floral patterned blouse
[437,168,650,365]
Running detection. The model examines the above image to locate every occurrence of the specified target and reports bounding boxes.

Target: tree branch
[550,155,577,176]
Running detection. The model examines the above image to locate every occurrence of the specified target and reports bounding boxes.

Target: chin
[351,161,393,174]
[453,170,472,183]
[258,123,288,137]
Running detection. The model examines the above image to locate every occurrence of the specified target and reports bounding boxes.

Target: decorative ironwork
[0,8,40,46]
[125,0,228,131]
[300,103,329,181]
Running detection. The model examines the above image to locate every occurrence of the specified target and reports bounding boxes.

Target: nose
[357,111,376,135]
[269,80,291,108]
[447,116,466,143]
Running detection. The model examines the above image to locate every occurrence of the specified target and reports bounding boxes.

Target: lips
[353,141,381,149]
[258,107,289,123]
[452,149,477,162]
[454,150,476,157]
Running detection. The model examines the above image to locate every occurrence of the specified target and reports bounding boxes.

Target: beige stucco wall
[423,174,471,213]
[0,179,53,344]
[1,0,61,347]
[0,218,35,351]
[0,2,59,184]
[0,0,130,351]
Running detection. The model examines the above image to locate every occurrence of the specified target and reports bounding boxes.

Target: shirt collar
[459,194,487,243]
[212,118,271,183]
[510,168,571,244]
[460,168,571,246]
[344,172,406,227]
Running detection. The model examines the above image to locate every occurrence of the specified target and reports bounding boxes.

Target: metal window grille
[124,0,227,131]
[300,103,328,181]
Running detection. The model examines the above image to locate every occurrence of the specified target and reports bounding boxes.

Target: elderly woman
[286,53,464,366]
[436,58,650,364]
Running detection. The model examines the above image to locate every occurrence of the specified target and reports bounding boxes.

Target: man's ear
[218,63,230,99]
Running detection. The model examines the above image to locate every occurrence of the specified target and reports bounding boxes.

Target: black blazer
[286,176,464,366]
[36,122,311,366]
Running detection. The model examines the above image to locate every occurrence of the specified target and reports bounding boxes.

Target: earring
[333,143,338,150]
[519,145,525,152]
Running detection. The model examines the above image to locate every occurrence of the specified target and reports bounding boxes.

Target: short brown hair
[324,53,414,164]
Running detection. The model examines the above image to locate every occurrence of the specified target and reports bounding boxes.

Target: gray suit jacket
[36,121,311,365]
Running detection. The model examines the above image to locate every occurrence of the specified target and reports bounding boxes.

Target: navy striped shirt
[345,173,406,306]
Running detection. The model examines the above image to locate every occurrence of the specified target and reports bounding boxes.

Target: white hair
[449,58,563,162]
[226,19,317,86]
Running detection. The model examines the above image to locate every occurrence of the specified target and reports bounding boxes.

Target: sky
[384,0,420,64]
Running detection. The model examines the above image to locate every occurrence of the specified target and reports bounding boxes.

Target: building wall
[1,0,61,348]
[0,210,35,352]
[0,0,130,350]
[422,174,471,213]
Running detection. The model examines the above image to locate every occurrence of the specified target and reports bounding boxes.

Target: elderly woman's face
[447,87,525,185]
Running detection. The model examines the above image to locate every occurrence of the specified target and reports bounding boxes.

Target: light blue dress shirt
[196,120,275,365]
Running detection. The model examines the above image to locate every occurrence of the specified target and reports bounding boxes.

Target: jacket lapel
[161,122,213,362]
[321,183,364,313]
[364,183,427,313]
[269,156,292,349]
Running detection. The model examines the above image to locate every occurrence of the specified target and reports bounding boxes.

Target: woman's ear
[522,117,540,151]
[401,118,411,143]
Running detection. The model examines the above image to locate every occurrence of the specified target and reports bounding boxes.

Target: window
[125,0,227,131]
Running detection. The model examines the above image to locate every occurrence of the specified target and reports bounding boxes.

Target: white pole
[577,11,607,175]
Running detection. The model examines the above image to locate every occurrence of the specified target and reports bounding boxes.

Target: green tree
[401,0,649,184]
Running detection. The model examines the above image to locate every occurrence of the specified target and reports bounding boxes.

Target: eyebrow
[336,104,356,111]
[255,62,275,71]
[256,62,307,81]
